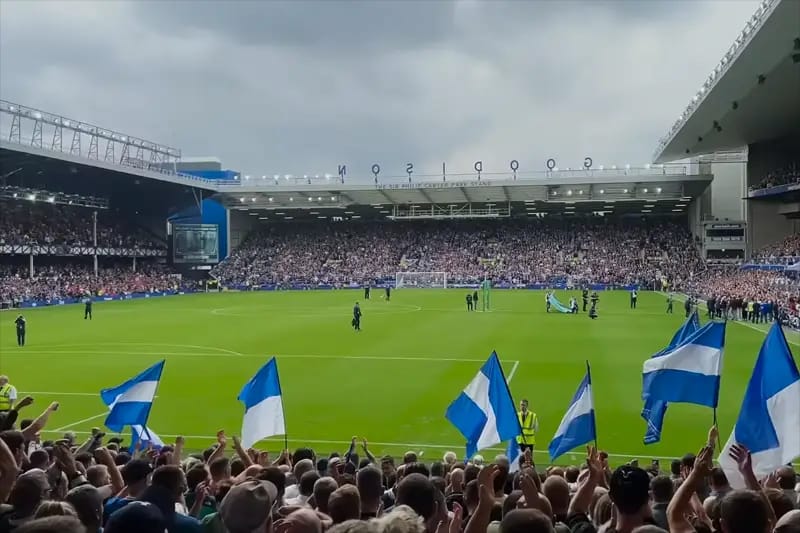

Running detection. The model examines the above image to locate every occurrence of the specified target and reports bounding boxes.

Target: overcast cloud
[0,0,759,179]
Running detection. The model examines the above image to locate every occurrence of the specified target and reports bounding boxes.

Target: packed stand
[0,398,798,533]
[212,219,705,290]
[0,200,164,250]
[0,263,181,306]
[751,235,800,265]
[686,269,800,328]
[749,163,800,192]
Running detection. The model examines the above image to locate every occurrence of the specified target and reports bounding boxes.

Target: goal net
[395,272,448,289]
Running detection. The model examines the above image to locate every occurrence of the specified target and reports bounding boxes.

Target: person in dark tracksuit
[84,297,93,320]
[582,289,589,312]
[15,315,26,347]
[466,293,473,311]
[352,302,362,332]
[364,285,370,300]
[472,290,479,311]
[385,286,391,302]
[630,289,638,309]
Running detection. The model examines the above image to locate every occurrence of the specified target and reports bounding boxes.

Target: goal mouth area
[395,272,448,289]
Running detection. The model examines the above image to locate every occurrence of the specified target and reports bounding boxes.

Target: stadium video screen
[173,224,219,264]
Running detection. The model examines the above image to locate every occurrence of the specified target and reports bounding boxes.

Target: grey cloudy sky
[0,0,759,179]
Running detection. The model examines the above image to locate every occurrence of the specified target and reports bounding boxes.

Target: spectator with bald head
[357,467,383,519]
[14,515,86,533]
[328,485,360,525]
[719,490,772,533]
[500,509,555,533]
[313,477,339,516]
[286,459,316,502]
[542,475,570,523]
[65,484,103,533]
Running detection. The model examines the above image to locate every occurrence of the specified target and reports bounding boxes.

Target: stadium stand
[0,263,181,306]
[0,200,164,250]
[3,0,800,531]
[212,218,704,289]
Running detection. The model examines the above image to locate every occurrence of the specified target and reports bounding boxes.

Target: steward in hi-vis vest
[516,399,538,452]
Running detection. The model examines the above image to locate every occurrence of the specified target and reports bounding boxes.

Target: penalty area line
[52,412,108,433]
[507,361,520,383]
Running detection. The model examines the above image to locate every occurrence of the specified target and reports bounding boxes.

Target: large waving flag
[445,352,520,459]
[642,321,725,408]
[718,323,800,488]
[549,363,597,462]
[547,294,572,313]
[100,361,164,433]
[641,311,701,444]
[238,358,286,449]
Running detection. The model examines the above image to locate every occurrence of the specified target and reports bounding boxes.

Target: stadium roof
[653,0,800,163]
[216,167,711,219]
[0,145,208,216]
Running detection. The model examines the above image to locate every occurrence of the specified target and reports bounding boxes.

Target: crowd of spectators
[0,401,797,533]
[749,163,800,192]
[0,200,164,250]
[686,269,798,327]
[0,263,180,305]
[752,236,800,265]
[212,219,705,290]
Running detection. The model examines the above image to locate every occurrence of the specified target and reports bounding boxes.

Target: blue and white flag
[549,364,597,462]
[642,321,725,408]
[100,361,165,433]
[719,323,800,488]
[445,352,520,459]
[506,439,521,473]
[641,311,701,444]
[238,358,286,449]
[129,425,165,452]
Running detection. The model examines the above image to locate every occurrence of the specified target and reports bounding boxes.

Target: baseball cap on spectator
[609,466,650,514]
[105,501,167,533]
[220,480,278,533]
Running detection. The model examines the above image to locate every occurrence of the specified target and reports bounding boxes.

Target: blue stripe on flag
[238,357,282,410]
[105,402,154,433]
[734,323,800,454]
[642,370,721,408]
[548,412,596,459]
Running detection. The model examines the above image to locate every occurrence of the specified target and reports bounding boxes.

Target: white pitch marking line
[11,351,500,363]
[20,392,159,399]
[507,361,520,383]
[40,429,791,464]
[21,391,105,397]
[670,293,799,346]
[52,412,108,433]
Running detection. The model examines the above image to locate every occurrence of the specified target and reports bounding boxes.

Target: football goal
[395,272,448,289]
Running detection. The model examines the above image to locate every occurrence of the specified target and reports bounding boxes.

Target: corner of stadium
[1,0,799,487]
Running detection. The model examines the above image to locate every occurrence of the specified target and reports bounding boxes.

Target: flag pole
[140,360,165,448]
[586,360,598,451]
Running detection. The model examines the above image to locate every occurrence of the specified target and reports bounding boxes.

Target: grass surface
[0,290,788,465]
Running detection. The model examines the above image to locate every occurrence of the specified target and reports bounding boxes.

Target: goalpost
[395,272,448,289]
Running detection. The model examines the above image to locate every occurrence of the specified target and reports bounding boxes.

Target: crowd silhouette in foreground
[0,411,797,533]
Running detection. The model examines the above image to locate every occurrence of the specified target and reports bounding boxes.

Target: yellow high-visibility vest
[516,411,537,445]
[0,385,12,411]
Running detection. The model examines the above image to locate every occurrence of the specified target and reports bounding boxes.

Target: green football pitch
[0,290,790,465]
